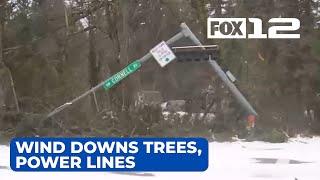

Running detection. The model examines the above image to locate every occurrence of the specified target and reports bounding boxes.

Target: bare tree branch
[3,0,107,53]
[68,25,97,37]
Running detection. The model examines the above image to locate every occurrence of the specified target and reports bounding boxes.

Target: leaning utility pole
[46,23,257,120]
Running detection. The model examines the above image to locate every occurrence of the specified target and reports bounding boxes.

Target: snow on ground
[1,136,320,180]
[162,111,215,121]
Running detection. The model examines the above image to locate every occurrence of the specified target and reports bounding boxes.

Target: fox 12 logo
[207,18,300,39]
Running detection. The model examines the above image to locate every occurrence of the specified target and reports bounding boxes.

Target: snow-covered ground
[1,136,320,180]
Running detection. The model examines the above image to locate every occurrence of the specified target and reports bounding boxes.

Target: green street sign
[103,61,141,90]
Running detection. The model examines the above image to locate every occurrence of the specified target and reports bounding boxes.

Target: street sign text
[103,61,141,90]
[150,41,176,67]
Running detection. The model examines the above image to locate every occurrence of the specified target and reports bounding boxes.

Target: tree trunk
[88,17,101,112]
[0,1,20,113]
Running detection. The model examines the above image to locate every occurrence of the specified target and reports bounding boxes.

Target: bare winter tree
[0,0,19,113]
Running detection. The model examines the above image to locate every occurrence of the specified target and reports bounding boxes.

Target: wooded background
[0,0,320,141]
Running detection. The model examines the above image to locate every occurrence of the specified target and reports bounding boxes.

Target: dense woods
[0,0,320,142]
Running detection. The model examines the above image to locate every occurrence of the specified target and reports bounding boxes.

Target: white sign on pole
[150,41,176,67]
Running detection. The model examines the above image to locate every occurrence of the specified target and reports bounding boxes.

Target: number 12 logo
[207,18,300,39]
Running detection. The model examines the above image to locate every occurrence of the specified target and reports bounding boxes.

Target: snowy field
[1,136,320,180]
